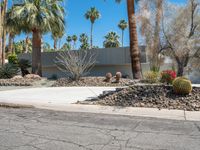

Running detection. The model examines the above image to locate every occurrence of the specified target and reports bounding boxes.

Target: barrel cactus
[172,77,192,95]
[115,72,122,83]
[105,72,112,82]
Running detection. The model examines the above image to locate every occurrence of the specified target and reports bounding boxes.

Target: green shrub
[8,54,18,65]
[172,77,192,95]
[144,71,160,84]
[18,59,31,76]
[0,63,19,79]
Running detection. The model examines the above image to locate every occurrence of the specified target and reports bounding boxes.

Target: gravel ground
[85,85,200,111]
[52,77,136,87]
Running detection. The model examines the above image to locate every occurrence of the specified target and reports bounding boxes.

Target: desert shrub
[0,63,19,79]
[50,74,58,80]
[161,70,176,84]
[18,59,31,76]
[8,54,18,64]
[172,77,192,95]
[55,50,96,81]
[115,72,122,83]
[105,72,112,82]
[144,71,160,84]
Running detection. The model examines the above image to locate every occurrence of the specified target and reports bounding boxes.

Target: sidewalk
[0,86,199,122]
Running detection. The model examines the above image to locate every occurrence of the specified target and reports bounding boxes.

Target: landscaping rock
[89,85,200,111]
[52,77,137,87]
[12,75,23,80]
[24,74,42,80]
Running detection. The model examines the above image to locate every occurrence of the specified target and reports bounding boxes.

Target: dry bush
[55,50,96,80]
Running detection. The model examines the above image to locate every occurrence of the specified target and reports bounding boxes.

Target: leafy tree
[103,31,120,48]
[10,0,65,76]
[118,19,128,47]
[85,7,100,49]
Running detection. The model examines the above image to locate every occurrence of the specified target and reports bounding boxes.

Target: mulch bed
[82,85,200,111]
[52,77,137,87]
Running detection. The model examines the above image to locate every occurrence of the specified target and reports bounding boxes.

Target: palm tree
[52,31,64,51]
[11,0,65,76]
[116,0,141,79]
[66,36,72,50]
[5,8,21,54]
[79,33,90,50]
[103,31,120,48]
[72,35,78,49]
[85,7,100,49]
[118,19,128,47]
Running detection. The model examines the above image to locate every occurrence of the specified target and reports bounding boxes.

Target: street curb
[36,104,200,121]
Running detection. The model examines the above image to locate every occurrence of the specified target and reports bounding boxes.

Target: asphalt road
[0,108,199,150]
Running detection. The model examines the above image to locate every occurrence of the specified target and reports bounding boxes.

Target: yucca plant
[0,63,19,79]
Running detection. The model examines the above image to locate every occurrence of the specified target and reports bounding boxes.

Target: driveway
[0,87,116,106]
[0,108,199,150]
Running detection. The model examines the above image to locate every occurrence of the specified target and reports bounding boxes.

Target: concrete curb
[35,104,200,121]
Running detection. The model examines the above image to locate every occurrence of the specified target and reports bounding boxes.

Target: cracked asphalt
[0,108,199,150]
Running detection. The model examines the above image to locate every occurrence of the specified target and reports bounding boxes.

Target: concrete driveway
[0,87,116,106]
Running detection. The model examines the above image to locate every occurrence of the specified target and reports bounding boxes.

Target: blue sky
[13,0,187,49]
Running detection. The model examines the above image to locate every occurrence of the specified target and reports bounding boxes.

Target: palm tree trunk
[0,4,2,64]
[8,33,14,54]
[2,27,6,65]
[1,0,7,65]
[127,0,142,79]
[54,38,57,50]
[32,29,42,76]
[25,36,29,53]
[90,23,93,49]
[122,30,124,47]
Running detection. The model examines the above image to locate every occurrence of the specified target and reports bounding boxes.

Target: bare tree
[160,0,200,76]
[138,0,164,71]
[55,50,97,80]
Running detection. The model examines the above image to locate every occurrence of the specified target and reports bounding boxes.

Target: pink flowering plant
[160,70,177,84]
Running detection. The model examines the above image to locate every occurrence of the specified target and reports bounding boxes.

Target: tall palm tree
[11,0,65,76]
[118,20,128,47]
[116,0,141,79]
[85,7,100,49]
[72,35,77,49]
[103,31,120,48]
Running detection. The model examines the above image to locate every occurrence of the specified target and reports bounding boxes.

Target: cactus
[115,72,122,83]
[144,71,160,84]
[172,77,192,95]
[105,72,112,82]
